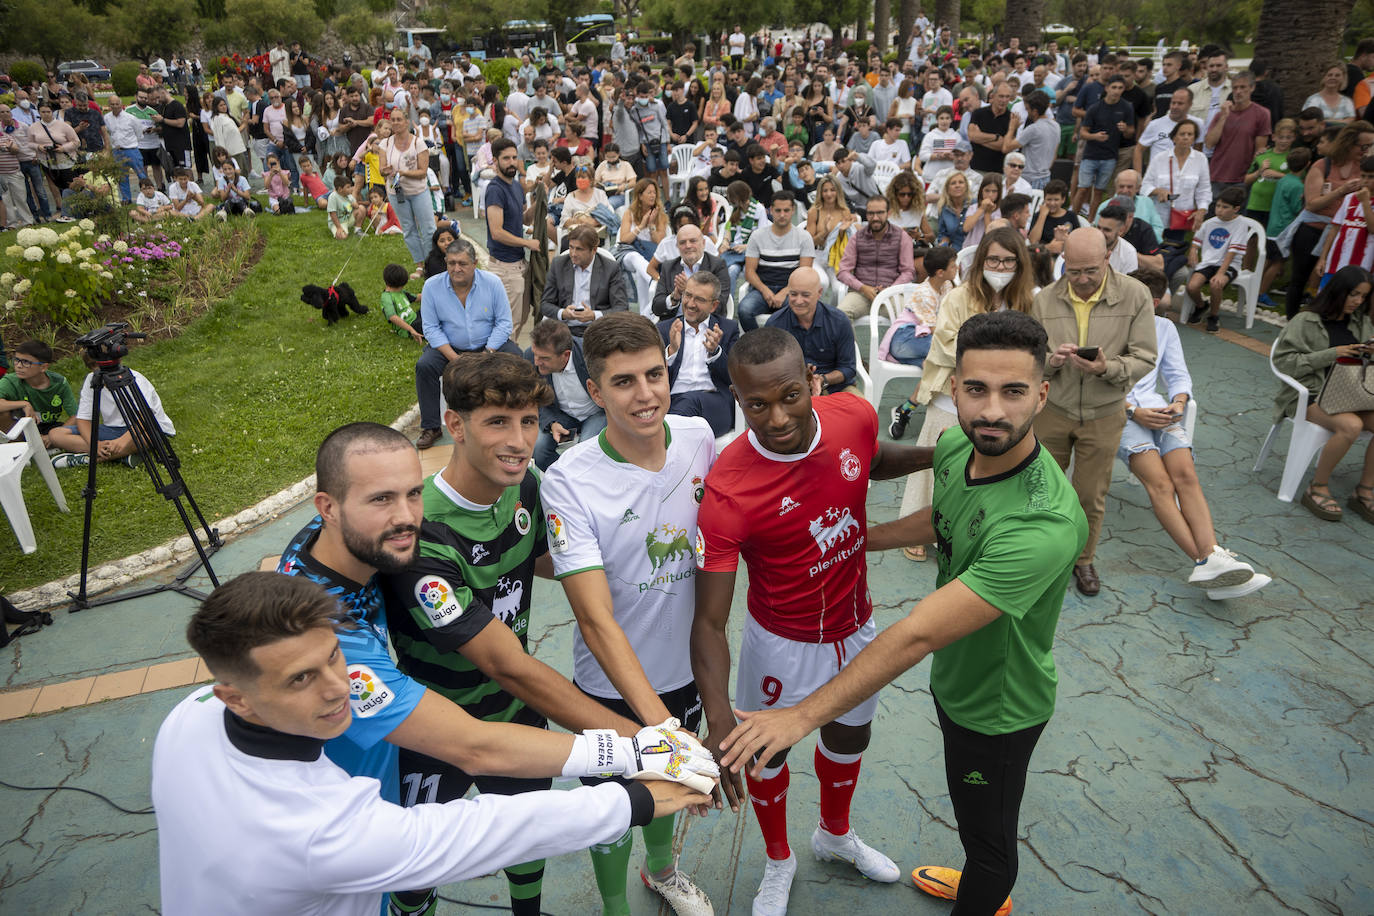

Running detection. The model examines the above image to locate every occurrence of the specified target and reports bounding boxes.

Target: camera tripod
[68,326,221,611]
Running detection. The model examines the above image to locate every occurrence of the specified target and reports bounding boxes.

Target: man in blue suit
[656,271,740,437]
[528,320,606,470]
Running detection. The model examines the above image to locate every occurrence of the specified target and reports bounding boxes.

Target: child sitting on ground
[166,168,211,221]
[326,175,362,239]
[0,339,76,448]
[264,156,296,214]
[48,351,176,468]
[213,162,261,217]
[131,177,172,223]
[298,155,330,210]
[380,263,424,343]
[365,187,402,234]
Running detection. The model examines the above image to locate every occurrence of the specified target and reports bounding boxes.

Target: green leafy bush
[1,223,117,329]
[847,40,872,60]
[112,61,143,97]
[478,57,519,92]
[8,60,46,88]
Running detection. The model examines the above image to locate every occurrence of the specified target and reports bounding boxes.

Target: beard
[960,413,1034,458]
[341,519,419,574]
[501,162,519,178]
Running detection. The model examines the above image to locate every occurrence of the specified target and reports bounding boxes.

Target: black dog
[300,283,369,324]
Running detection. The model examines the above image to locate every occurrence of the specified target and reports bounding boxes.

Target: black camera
[74,321,146,367]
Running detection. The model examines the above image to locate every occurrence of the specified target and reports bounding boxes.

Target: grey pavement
[2,308,1373,915]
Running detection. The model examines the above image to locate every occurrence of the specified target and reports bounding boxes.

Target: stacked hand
[622,719,720,794]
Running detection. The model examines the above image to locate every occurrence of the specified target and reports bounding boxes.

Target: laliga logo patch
[838,447,862,482]
[415,576,462,625]
[348,664,394,717]
[694,530,706,567]
[514,501,532,536]
[547,511,569,554]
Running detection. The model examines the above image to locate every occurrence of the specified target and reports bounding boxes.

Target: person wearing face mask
[379,110,437,277]
[889,228,1039,561]
[835,195,915,319]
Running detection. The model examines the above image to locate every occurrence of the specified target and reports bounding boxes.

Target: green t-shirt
[1245,149,1290,213]
[382,470,547,723]
[380,290,419,337]
[1268,173,1307,238]
[929,428,1088,735]
[0,370,76,432]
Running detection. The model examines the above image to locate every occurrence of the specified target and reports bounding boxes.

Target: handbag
[1166,156,1195,231]
[282,130,303,153]
[1317,356,1374,414]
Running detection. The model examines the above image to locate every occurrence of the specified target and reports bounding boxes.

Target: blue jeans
[390,186,437,265]
[722,250,746,293]
[269,144,299,191]
[534,410,607,470]
[113,148,146,202]
[1078,157,1114,191]
[738,286,784,331]
[19,160,50,220]
[886,325,932,365]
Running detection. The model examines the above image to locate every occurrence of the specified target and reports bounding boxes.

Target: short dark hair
[442,351,553,413]
[551,146,572,164]
[1105,74,1125,86]
[684,269,721,303]
[1099,203,1130,223]
[382,263,409,287]
[531,319,574,354]
[187,572,348,683]
[316,422,412,498]
[1043,178,1069,199]
[14,339,53,363]
[744,143,766,160]
[923,246,956,274]
[1286,146,1312,173]
[1216,186,1247,208]
[490,137,517,158]
[1299,106,1325,123]
[1129,267,1168,298]
[728,326,804,378]
[771,190,795,208]
[1001,193,1031,217]
[582,312,665,383]
[1026,90,1049,116]
[954,310,1048,372]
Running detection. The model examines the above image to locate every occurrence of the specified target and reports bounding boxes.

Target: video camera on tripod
[68,322,222,611]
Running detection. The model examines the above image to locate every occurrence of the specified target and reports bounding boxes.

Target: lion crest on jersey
[809,506,860,557]
[646,524,691,570]
[491,576,525,627]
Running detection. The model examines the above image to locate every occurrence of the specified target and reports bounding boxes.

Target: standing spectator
[63,90,108,156]
[1142,120,1211,282]
[1153,52,1193,120]
[739,192,815,330]
[1031,228,1156,597]
[1073,75,1135,219]
[339,85,373,154]
[270,40,291,85]
[968,81,1015,175]
[729,26,748,70]
[1283,122,1372,317]
[1203,71,1271,202]
[209,97,249,177]
[380,109,436,278]
[484,138,540,335]
[1137,88,1203,175]
[1249,60,1285,130]
[29,102,80,216]
[158,87,193,177]
[1008,91,1058,189]
[128,88,167,191]
[1187,48,1231,135]
[1244,118,1296,225]
[836,194,916,319]
[104,96,146,202]
[290,42,311,90]
[1112,64,1155,185]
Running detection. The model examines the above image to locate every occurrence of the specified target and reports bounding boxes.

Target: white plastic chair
[873,160,899,194]
[0,417,70,555]
[668,143,696,203]
[864,284,924,413]
[853,340,873,400]
[1253,339,1372,502]
[1177,217,1267,328]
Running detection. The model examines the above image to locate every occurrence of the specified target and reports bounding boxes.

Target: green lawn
[1,210,423,593]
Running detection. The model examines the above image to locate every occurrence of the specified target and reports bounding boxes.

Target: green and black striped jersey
[384,468,547,723]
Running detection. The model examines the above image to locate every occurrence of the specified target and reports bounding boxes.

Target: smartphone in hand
[1076,346,1100,361]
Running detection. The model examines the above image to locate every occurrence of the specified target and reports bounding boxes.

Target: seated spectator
[961,174,1003,252]
[212,162,261,217]
[837,194,916,319]
[919,106,961,182]
[887,170,934,245]
[365,186,402,235]
[924,141,981,205]
[594,142,636,208]
[0,339,75,447]
[878,245,957,372]
[527,319,605,470]
[934,171,972,250]
[652,223,732,319]
[692,126,724,178]
[263,156,296,215]
[865,119,906,164]
[1184,186,1250,333]
[380,263,423,343]
[1092,169,1164,238]
[740,143,778,207]
[758,117,789,159]
[166,169,212,221]
[616,177,670,308]
[49,352,176,468]
[558,164,611,235]
[1272,264,1374,524]
[1027,178,1081,254]
[708,148,743,192]
[739,192,816,330]
[413,239,522,449]
[422,225,460,278]
[766,267,857,394]
[1120,268,1271,599]
[541,225,628,335]
[1098,196,1162,271]
[719,179,770,292]
[297,156,330,209]
[326,175,361,239]
[1000,192,1033,237]
[131,177,172,223]
[831,148,881,210]
[657,271,740,436]
[1002,151,1032,194]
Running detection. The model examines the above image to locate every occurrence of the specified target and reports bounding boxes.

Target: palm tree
[1254,0,1358,119]
[935,0,960,39]
[1002,0,1047,47]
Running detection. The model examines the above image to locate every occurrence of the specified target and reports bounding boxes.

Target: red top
[697,393,878,643]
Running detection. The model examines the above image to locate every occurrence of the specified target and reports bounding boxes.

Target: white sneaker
[1187,545,1255,588]
[1207,573,1272,600]
[810,825,900,882]
[641,859,713,916]
[752,853,797,916]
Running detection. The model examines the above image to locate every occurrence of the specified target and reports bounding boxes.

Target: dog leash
[327,201,387,290]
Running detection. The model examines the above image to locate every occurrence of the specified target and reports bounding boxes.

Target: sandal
[1301,484,1343,521]
[1348,485,1374,524]
[903,545,927,562]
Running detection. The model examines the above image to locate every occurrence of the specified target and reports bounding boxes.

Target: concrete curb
[11,404,421,612]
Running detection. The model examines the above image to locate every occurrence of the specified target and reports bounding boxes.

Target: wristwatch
[1125,406,1135,421]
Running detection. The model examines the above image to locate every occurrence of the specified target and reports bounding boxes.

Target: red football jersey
[697,393,879,643]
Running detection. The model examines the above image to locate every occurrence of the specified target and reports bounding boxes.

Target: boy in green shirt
[1260,146,1314,307]
[380,263,423,343]
[1245,118,1296,224]
[0,340,76,447]
[326,174,362,240]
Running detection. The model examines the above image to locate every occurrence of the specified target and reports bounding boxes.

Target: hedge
[112,61,143,97]
[8,60,46,88]
[479,58,520,92]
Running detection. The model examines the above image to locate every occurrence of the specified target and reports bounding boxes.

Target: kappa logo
[619,507,640,525]
[838,447,862,482]
[809,506,860,557]
[471,543,489,564]
[547,512,569,554]
[778,496,800,516]
[348,664,395,718]
[415,576,463,626]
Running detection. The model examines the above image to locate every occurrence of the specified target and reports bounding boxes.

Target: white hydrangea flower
[113,240,128,252]
[100,270,114,279]
[56,250,73,264]
[62,227,80,241]
[79,218,96,231]
[0,272,13,285]
[36,227,60,246]
[15,228,39,247]
[4,245,22,258]
[14,278,32,294]
[98,234,110,244]
[78,248,95,260]
[64,289,77,298]
[22,246,44,262]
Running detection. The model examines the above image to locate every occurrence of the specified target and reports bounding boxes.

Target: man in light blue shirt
[414,238,521,449]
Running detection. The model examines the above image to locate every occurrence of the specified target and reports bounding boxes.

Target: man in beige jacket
[1031,228,1156,596]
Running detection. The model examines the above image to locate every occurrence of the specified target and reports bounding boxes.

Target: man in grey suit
[539,225,628,336]
[656,272,740,437]
[651,223,733,319]
[528,319,607,470]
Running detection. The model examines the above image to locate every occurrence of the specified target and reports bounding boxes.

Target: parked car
[57,60,112,81]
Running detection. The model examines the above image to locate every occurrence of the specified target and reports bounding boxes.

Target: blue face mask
[636,97,650,107]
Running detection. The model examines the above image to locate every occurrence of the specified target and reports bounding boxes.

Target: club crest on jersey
[694,530,706,567]
[415,576,463,626]
[514,502,532,536]
[838,448,862,481]
[646,524,691,570]
[547,512,569,554]
[810,506,860,557]
[492,576,526,629]
[348,664,394,718]
[778,496,800,516]
[692,476,704,503]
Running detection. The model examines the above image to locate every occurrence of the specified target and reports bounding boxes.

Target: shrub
[1,223,118,328]
[8,60,46,88]
[847,40,872,60]
[112,61,143,97]
[478,57,520,92]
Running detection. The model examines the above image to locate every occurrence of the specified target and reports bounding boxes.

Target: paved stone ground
[2,310,1372,916]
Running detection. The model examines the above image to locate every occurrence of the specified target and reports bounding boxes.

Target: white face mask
[983,269,1015,291]
[18,100,31,110]
[420,116,431,126]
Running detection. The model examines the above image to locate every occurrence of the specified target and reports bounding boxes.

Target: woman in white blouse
[1143,119,1211,277]
[1304,64,1357,125]
[734,77,762,138]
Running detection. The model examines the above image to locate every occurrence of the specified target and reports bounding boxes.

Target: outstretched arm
[690,568,745,811]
